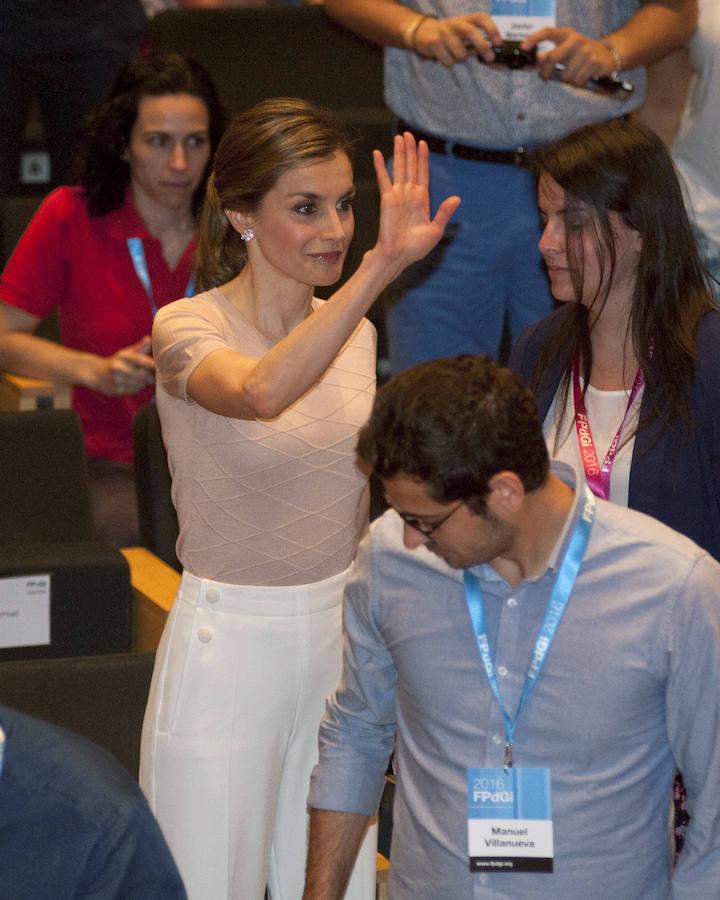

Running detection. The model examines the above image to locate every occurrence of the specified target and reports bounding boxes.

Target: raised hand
[372,132,461,274]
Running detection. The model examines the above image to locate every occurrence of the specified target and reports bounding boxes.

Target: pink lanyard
[571,354,645,500]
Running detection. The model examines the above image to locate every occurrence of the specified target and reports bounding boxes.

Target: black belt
[397,120,531,167]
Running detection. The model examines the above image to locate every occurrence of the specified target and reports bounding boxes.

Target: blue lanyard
[463,487,595,771]
[127,237,194,318]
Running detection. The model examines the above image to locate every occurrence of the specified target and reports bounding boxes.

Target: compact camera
[491,40,537,69]
[483,39,633,99]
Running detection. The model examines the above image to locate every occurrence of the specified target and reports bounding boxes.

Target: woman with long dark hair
[510,118,720,559]
[0,52,226,545]
[140,98,459,899]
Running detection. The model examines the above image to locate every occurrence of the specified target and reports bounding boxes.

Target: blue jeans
[386,150,553,372]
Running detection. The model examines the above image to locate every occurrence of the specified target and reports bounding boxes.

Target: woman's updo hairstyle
[195,98,354,291]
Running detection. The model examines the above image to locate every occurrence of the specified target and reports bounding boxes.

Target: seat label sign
[0,575,50,648]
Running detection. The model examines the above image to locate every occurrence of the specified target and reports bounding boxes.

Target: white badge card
[467,767,553,873]
[491,0,556,41]
[0,574,51,649]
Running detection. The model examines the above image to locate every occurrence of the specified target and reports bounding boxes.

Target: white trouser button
[206,588,220,604]
[198,627,213,643]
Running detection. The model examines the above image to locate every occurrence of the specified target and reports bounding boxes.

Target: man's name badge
[467,767,553,873]
[491,0,556,41]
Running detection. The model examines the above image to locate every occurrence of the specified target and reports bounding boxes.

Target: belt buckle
[513,146,528,166]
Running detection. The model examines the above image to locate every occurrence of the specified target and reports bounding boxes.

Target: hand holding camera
[409,13,633,100]
[484,40,633,100]
[410,12,502,67]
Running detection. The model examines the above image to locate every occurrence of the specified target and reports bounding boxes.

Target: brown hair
[531,118,714,438]
[357,355,549,512]
[195,98,354,291]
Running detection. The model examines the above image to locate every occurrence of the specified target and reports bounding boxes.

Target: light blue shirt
[385,0,645,147]
[309,463,720,899]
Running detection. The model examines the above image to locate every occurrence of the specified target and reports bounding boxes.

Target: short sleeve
[152,298,231,401]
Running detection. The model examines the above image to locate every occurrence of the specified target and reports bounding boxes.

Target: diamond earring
[240,226,255,242]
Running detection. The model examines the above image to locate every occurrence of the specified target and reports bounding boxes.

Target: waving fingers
[403,132,419,184]
[433,195,462,233]
[372,148,392,194]
[391,133,407,184]
[373,132,425,194]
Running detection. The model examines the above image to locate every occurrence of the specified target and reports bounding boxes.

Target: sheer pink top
[152,288,376,587]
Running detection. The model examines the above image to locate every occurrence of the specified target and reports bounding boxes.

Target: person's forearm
[0,331,104,388]
[303,809,371,900]
[324,0,425,50]
[632,47,693,146]
[231,247,399,419]
[188,135,459,420]
[606,0,697,70]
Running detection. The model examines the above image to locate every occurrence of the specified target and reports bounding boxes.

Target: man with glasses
[304,355,720,900]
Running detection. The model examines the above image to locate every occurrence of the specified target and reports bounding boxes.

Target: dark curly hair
[357,355,549,512]
[74,52,226,218]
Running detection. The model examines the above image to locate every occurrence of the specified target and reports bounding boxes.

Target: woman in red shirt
[0,52,226,545]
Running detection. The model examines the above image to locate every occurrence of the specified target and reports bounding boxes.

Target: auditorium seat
[133,402,180,571]
[0,408,93,544]
[0,409,132,660]
[147,6,391,178]
[0,652,155,776]
[0,193,45,268]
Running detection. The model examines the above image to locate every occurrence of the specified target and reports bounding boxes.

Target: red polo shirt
[0,187,196,463]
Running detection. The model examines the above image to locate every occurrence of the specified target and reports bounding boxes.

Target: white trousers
[140,569,377,900]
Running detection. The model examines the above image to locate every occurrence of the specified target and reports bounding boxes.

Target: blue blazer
[509,307,720,561]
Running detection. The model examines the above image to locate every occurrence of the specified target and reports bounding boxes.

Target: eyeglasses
[391,500,464,538]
